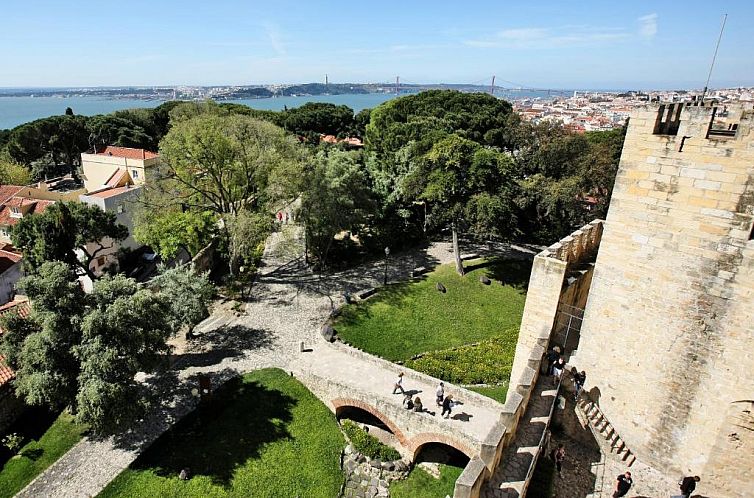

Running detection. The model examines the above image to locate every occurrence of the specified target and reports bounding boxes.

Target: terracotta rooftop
[0,198,54,227]
[96,146,159,160]
[0,186,24,205]
[85,185,138,199]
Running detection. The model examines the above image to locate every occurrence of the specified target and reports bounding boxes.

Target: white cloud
[464,25,629,49]
[262,22,286,57]
[638,13,658,40]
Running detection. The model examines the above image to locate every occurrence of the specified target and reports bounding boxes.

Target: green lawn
[335,258,530,362]
[391,464,464,498]
[98,369,345,498]
[467,383,509,404]
[0,411,87,498]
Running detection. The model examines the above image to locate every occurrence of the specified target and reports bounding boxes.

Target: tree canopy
[11,201,128,280]
[0,262,213,434]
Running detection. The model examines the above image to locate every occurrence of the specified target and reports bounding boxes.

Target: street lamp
[384,246,390,285]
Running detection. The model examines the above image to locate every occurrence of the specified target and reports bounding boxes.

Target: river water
[0,93,400,130]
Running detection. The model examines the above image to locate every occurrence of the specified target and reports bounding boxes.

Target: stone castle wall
[574,103,754,497]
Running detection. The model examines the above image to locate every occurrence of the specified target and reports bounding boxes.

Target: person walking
[675,475,700,498]
[436,382,445,406]
[441,395,454,419]
[546,346,561,375]
[612,471,633,498]
[552,357,566,385]
[573,370,586,400]
[392,372,405,394]
[554,444,566,477]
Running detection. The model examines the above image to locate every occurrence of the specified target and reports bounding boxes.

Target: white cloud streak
[464,25,629,49]
[638,13,658,41]
[263,22,286,56]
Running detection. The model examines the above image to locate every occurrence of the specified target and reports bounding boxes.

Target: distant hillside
[278,83,369,96]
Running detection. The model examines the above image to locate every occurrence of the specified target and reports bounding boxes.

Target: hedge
[341,420,401,461]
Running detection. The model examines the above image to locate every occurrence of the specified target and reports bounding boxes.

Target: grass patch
[391,464,464,498]
[341,420,401,461]
[0,410,87,498]
[335,258,529,362]
[467,383,509,404]
[98,368,345,498]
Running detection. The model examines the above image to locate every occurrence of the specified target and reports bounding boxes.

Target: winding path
[17,228,530,498]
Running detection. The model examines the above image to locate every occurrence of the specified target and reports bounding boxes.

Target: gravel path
[17,228,531,498]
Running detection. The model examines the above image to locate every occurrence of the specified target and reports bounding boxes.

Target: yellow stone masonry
[574,103,754,498]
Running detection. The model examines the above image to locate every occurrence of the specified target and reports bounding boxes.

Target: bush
[341,420,401,461]
[404,334,517,385]
[2,433,23,454]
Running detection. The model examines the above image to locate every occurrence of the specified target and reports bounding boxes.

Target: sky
[1,0,753,89]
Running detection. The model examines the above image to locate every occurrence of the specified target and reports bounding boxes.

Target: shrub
[403,334,517,385]
[2,432,24,454]
[341,420,401,461]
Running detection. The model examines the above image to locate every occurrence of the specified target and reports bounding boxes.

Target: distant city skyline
[1,1,753,89]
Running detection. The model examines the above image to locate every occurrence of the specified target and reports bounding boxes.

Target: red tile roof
[85,185,137,199]
[0,186,24,205]
[0,298,31,387]
[0,248,22,273]
[96,146,158,160]
[0,198,54,228]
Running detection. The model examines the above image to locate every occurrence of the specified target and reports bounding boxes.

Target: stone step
[604,427,615,440]
[495,480,525,494]
[621,449,633,462]
[627,454,636,467]
[540,389,559,397]
[529,416,550,424]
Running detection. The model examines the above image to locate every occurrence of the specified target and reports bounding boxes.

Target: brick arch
[331,398,409,446]
[408,432,476,461]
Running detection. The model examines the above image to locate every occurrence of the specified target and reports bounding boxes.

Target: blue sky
[1,0,753,89]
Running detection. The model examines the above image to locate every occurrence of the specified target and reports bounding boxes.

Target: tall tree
[11,201,128,280]
[133,209,216,259]
[157,114,305,218]
[402,135,517,275]
[300,149,374,268]
[0,262,213,434]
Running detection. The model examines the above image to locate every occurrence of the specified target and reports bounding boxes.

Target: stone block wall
[575,103,754,497]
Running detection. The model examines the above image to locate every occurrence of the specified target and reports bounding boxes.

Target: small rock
[370,459,382,469]
[321,324,336,342]
[479,275,491,285]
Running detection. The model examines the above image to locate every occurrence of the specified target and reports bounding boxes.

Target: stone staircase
[577,398,636,467]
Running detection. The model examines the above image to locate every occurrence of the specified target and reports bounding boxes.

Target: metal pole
[384,255,388,285]
[701,13,728,102]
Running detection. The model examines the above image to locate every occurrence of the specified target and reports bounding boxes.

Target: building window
[97,256,106,266]
[132,169,139,179]
[117,204,124,214]
[9,207,21,218]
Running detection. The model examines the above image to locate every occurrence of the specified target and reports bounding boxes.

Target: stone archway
[409,433,475,462]
[332,398,409,447]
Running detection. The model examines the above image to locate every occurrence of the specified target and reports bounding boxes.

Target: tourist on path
[612,471,633,498]
[675,475,700,498]
[436,382,445,406]
[552,357,566,385]
[441,395,454,419]
[554,444,566,477]
[573,369,586,400]
[413,397,423,413]
[393,372,405,394]
[402,393,413,410]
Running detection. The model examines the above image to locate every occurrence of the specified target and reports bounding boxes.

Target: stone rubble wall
[574,104,754,498]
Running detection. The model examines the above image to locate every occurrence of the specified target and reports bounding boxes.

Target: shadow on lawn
[130,375,297,487]
[0,406,61,467]
[463,257,532,292]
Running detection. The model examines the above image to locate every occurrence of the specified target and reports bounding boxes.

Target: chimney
[142,149,145,160]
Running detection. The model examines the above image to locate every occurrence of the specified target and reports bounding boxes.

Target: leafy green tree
[157,114,305,217]
[365,90,513,161]
[0,159,31,185]
[402,135,517,274]
[226,209,270,276]
[11,201,128,280]
[133,209,216,259]
[282,102,355,138]
[87,114,153,151]
[5,115,90,179]
[0,262,213,434]
[149,265,214,332]
[0,262,85,410]
[75,275,173,433]
[300,149,375,267]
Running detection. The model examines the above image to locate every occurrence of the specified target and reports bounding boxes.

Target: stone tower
[575,103,754,497]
